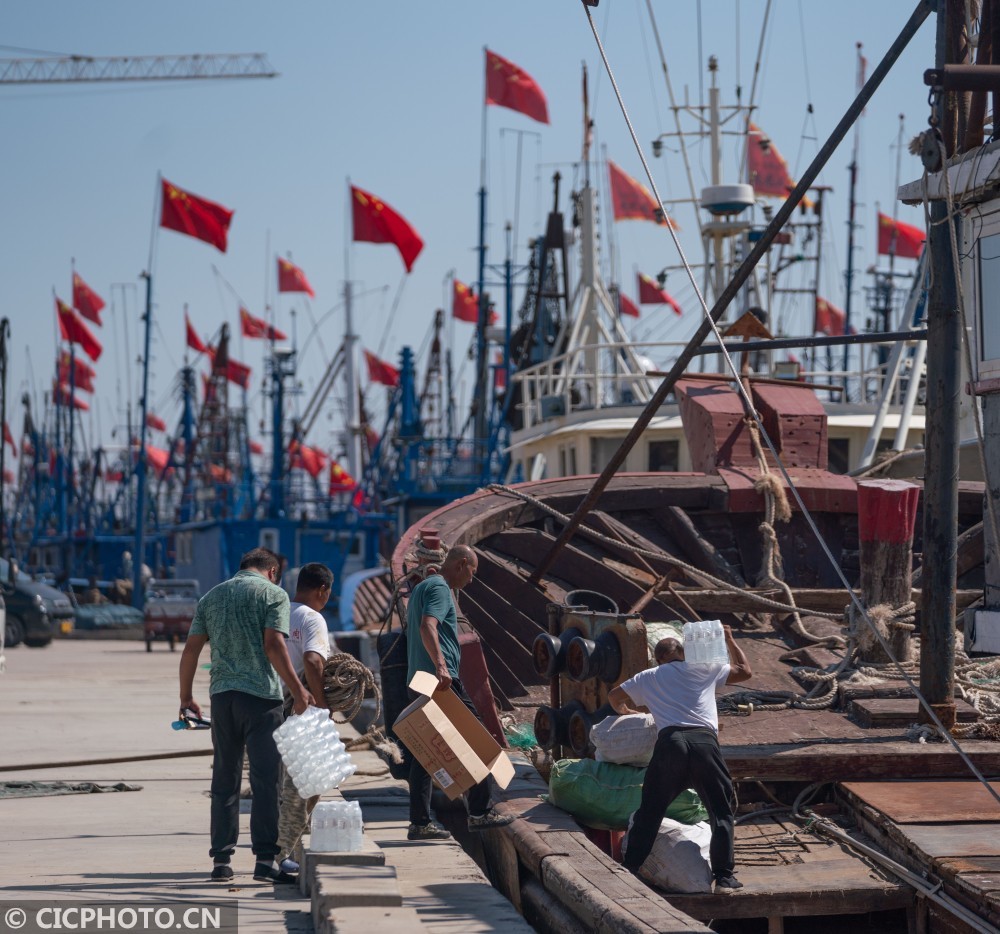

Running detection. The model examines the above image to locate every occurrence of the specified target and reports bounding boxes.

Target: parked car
[144,579,199,652]
[0,558,75,648]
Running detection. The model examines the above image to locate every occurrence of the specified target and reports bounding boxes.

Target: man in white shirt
[277,563,334,867]
[609,626,752,891]
[286,564,335,707]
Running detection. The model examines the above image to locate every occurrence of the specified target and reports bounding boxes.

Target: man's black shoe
[210,864,233,883]
[253,862,297,884]
[714,873,743,891]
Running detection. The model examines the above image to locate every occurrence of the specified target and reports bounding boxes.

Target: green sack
[545,758,707,830]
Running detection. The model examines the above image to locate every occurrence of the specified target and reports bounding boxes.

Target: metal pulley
[565,630,623,683]
[532,627,584,678]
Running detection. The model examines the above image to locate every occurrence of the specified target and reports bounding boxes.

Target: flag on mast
[363,349,400,388]
[877,212,924,259]
[160,178,234,253]
[185,312,208,354]
[815,296,846,336]
[277,257,315,298]
[608,161,676,227]
[351,185,424,272]
[637,273,682,315]
[57,351,96,393]
[72,273,105,326]
[56,299,102,362]
[485,49,549,125]
[240,307,287,341]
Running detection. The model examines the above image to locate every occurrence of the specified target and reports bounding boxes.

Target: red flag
[249,440,264,456]
[72,272,105,326]
[351,185,424,272]
[637,273,682,315]
[104,468,124,483]
[619,293,641,318]
[747,123,797,198]
[53,382,90,411]
[56,299,102,362]
[608,161,676,227]
[277,257,315,298]
[3,469,15,485]
[57,351,96,393]
[205,347,251,389]
[485,49,549,125]
[363,349,400,388]
[185,312,208,354]
[452,280,498,325]
[877,212,924,259]
[289,440,326,478]
[3,422,16,455]
[143,444,170,475]
[328,459,356,494]
[160,178,234,253]
[815,296,846,336]
[146,413,168,432]
[240,307,287,342]
[453,279,479,323]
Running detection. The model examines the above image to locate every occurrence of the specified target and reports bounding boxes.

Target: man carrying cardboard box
[405,544,514,840]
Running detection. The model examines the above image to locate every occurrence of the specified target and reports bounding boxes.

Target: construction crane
[0,52,276,85]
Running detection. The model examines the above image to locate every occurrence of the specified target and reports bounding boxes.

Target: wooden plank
[521,877,590,934]
[842,781,1000,824]
[849,698,980,729]
[463,572,547,648]
[725,741,1000,783]
[473,547,567,622]
[665,859,913,920]
[459,592,537,700]
[887,823,1000,858]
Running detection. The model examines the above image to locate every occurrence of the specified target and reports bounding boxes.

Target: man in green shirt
[405,544,513,840]
[179,548,313,884]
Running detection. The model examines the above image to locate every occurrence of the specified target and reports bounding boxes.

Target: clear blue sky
[0,1,935,457]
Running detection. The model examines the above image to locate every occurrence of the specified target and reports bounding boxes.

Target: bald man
[610,626,751,891]
[404,545,513,840]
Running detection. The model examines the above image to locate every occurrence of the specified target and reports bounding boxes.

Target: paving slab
[0,640,530,934]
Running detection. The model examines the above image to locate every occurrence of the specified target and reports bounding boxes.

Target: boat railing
[513,339,925,430]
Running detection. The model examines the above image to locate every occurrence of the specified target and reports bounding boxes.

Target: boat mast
[842,44,866,384]
[343,279,361,481]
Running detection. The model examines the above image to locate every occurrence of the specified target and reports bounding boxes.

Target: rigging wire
[582,1,1000,808]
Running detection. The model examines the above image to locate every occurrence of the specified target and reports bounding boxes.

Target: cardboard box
[392,671,515,800]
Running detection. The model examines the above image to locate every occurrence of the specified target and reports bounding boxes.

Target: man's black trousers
[209,689,284,863]
[622,725,735,877]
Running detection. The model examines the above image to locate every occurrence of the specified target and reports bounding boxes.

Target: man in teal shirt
[179,548,313,884]
[405,544,513,839]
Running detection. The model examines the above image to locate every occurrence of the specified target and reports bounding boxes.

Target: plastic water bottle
[683,620,726,666]
[274,707,358,797]
[348,801,363,851]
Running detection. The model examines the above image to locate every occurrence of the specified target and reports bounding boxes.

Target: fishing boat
[359,3,1000,931]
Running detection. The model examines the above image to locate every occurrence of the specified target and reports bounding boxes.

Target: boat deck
[839,781,1000,932]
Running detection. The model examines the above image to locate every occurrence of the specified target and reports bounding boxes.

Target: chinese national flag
[3,422,16,455]
[289,440,326,479]
[206,346,252,389]
[363,349,400,388]
[328,459,356,494]
[240,307,287,341]
[485,49,549,125]
[53,382,90,411]
[185,312,208,354]
[747,123,797,198]
[160,178,234,253]
[57,351,96,393]
[452,279,498,325]
[619,293,641,318]
[351,185,424,272]
[815,296,846,336]
[146,413,168,432]
[877,212,924,259]
[56,298,102,362]
[249,440,265,456]
[72,273,105,326]
[453,279,479,323]
[637,273,682,315]
[277,257,315,298]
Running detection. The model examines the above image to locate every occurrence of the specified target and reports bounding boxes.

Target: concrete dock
[0,640,530,933]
